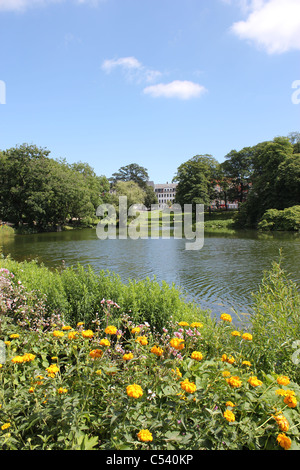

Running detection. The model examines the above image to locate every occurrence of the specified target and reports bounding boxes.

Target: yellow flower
[242,333,252,341]
[131,327,140,334]
[277,433,292,450]
[9,334,20,339]
[223,410,235,422]
[242,361,252,367]
[273,415,289,432]
[151,345,163,356]
[82,329,94,339]
[135,336,148,346]
[180,378,197,394]
[178,321,189,327]
[231,331,241,337]
[1,423,11,431]
[221,354,235,364]
[68,331,78,340]
[57,387,68,394]
[248,376,263,387]
[171,367,182,379]
[77,322,84,327]
[191,351,203,361]
[89,349,103,359]
[220,313,232,322]
[226,376,242,388]
[11,355,24,364]
[46,364,59,377]
[137,429,153,442]
[126,384,143,399]
[277,375,290,386]
[28,387,35,394]
[226,401,235,408]
[123,352,134,361]
[4,341,11,346]
[53,330,64,338]
[99,338,110,347]
[190,322,203,328]
[22,353,36,362]
[62,325,72,330]
[169,338,185,351]
[96,370,102,375]
[105,325,117,335]
[283,393,297,408]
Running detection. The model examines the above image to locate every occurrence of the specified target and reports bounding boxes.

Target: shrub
[258,206,300,231]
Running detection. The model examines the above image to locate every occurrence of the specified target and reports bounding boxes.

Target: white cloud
[229,0,300,54]
[0,0,104,11]
[143,80,207,100]
[101,56,162,84]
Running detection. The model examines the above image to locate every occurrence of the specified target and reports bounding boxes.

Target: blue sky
[0,0,299,183]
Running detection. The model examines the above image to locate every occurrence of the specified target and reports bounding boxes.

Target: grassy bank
[0,255,300,450]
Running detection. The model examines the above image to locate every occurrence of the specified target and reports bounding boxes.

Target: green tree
[220,147,254,205]
[110,163,149,189]
[173,154,219,208]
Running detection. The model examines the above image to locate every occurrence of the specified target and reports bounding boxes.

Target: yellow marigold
[34,375,44,386]
[126,384,143,399]
[220,313,232,322]
[242,361,252,367]
[11,355,24,364]
[178,321,189,327]
[131,327,140,334]
[1,423,11,431]
[284,393,297,408]
[62,325,72,330]
[100,338,110,347]
[4,341,11,346]
[123,352,134,361]
[135,336,148,346]
[10,334,20,339]
[277,433,292,450]
[226,376,242,388]
[190,322,203,328]
[223,410,235,422]
[57,387,68,394]
[191,351,203,361]
[82,329,94,339]
[226,401,235,408]
[77,322,84,327]
[68,331,78,340]
[53,330,64,338]
[96,370,102,375]
[46,364,59,377]
[137,429,153,442]
[222,370,231,377]
[89,349,103,359]
[28,387,35,394]
[231,331,241,337]
[248,376,263,387]
[105,325,117,335]
[180,378,197,394]
[242,333,252,341]
[22,353,36,362]
[273,415,289,432]
[169,338,185,351]
[277,375,290,386]
[221,354,235,364]
[151,345,163,356]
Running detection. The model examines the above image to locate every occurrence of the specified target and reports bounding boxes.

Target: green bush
[258,206,300,231]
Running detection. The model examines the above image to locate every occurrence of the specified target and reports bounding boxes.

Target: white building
[147,182,178,208]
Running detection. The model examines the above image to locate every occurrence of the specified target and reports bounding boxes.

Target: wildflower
[277,375,290,386]
[223,410,235,422]
[284,393,297,408]
[169,338,185,351]
[68,331,78,340]
[46,364,59,377]
[131,327,140,334]
[226,401,235,408]
[226,376,242,388]
[151,345,163,356]
[135,336,148,346]
[242,333,252,341]
[222,370,231,377]
[248,376,263,387]
[180,378,197,394]
[191,351,203,361]
[171,367,182,379]
[190,322,203,328]
[77,322,84,327]
[28,387,35,394]
[4,341,11,346]
[126,384,143,399]
[22,353,36,362]
[53,330,64,338]
[34,375,44,386]
[51,356,58,361]
[89,349,103,359]
[273,415,289,432]
[99,338,110,347]
[11,355,24,364]
[231,331,241,337]
[57,387,68,394]
[95,370,102,375]
[82,330,94,339]
[277,433,292,450]
[123,352,134,361]
[220,313,232,322]
[1,423,10,431]
[178,321,189,327]
[9,334,20,339]
[62,325,72,330]
[137,429,153,442]
[242,361,252,367]
[105,325,117,335]
[221,354,235,364]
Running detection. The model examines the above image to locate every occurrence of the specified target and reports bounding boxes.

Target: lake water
[1,228,300,321]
